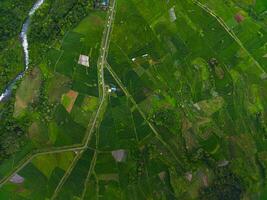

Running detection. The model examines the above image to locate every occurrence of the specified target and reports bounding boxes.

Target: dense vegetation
[0,98,29,162]
[200,167,244,200]
[29,0,93,63]
[30,0,92,44]
[0,0,36,92]
[0,0,95,164]
[0,0,266,199]
[0,0,32,161]
[0,0,35,48]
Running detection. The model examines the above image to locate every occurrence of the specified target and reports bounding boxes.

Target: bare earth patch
[62,90,78,113]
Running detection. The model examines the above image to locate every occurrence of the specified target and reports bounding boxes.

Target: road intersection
[0,0,117,190]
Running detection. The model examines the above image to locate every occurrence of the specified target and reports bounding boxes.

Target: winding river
[0,0,45,102]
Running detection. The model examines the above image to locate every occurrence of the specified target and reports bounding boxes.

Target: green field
[0,0,106,185]
[0,152,76,199]
[0,0,267,199]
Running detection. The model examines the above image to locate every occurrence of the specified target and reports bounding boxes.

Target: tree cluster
[31,79,56,123]
[29,0,93,44]
[199,166,244,200]
[0,0,35,49]
[0,99,29,162]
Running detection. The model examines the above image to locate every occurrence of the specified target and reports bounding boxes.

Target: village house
[94,0,109,10]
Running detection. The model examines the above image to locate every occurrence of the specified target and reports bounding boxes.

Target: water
[0,0,45,102]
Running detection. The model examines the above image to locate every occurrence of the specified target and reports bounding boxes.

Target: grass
[13,67,42,117]
[81,96,99,112]
[1,0,267,199]
[0,7,107,187]
[104,0,267,198]
[0,152,76,199]
[55,149,94,199]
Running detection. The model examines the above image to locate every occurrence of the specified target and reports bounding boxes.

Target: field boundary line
[51,151,84,200]
[81,151,98,200]
[193,0,266,74]
[0,51,107,196]
[81,0,117,196]
[106,63,181,164]
[0,0,117,188]
[0,96,106,188]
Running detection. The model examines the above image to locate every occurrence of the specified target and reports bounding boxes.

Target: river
[0,0,45,102]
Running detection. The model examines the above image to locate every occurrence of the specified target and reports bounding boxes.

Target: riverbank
[0,0,45,102]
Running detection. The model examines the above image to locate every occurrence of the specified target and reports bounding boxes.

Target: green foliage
[152,108,178,127]
[29,0,93,44]
[0,99,29,162]
[0,0,35,45]
[32,78,56,123]
[0,0,267,199]
[199,167,244,200]
[0,0,36,91]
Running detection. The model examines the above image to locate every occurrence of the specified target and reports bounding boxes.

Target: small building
[108,84,117,93]
[169,7,177,22]
[94,0,109,10]
[78,54,90,67]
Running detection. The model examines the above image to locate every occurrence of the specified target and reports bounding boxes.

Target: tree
[199,166,244,200]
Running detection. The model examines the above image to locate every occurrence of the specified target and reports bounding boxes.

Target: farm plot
[36,10,107,146]
[79,79,181,199]
[106,0,267,198]
[0,152,76,199]
[55,149,95,200]
[0,0,266,199]
[197,0,267,70]
[13,67,42,117]
[98,96,138,151]
[0,8,107,186]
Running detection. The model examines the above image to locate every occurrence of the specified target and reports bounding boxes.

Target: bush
[199,166,244,200]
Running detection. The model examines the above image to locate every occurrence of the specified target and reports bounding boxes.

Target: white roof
[169,7,177,22]
[78,55,90,67]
